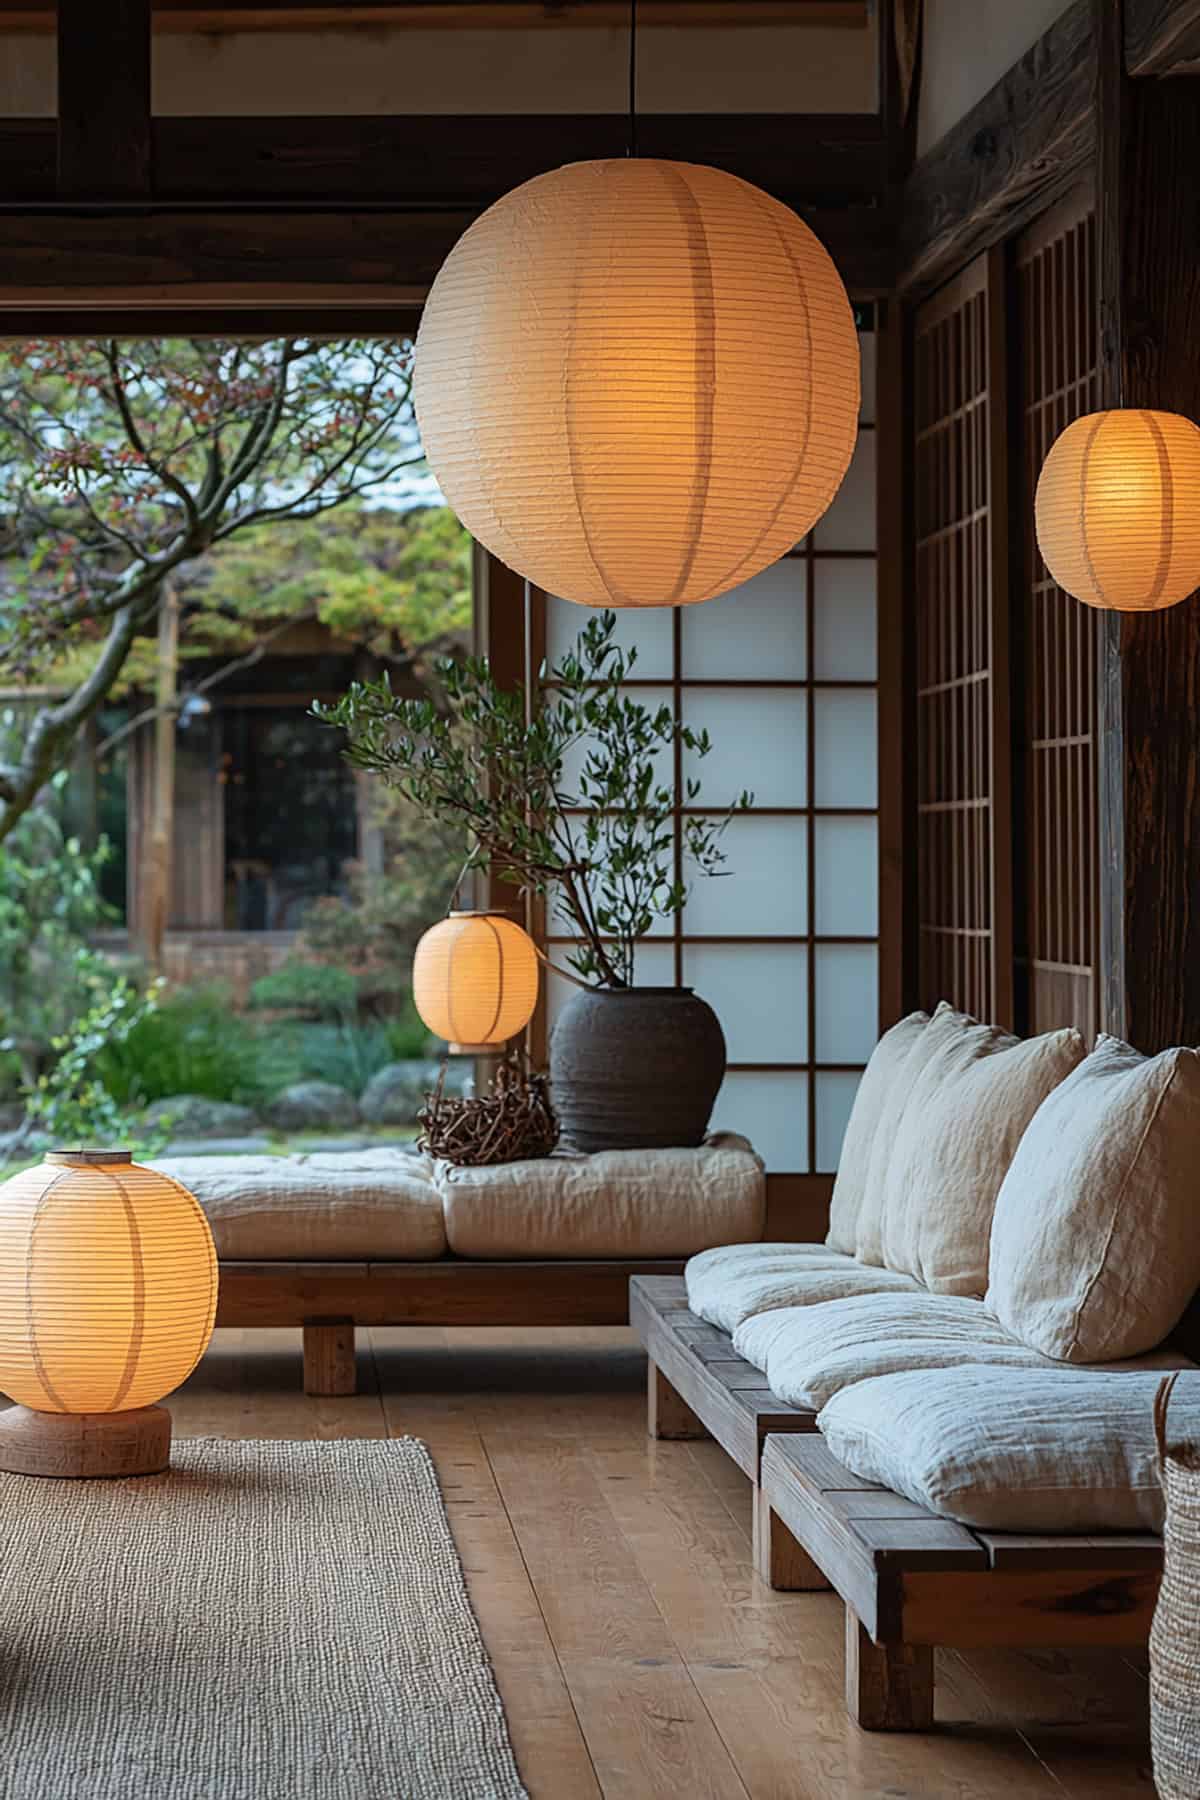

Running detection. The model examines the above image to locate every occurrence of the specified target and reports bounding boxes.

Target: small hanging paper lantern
[1035,409,1200,610]
[0,1150,217,1477]
[414,158,861,609]
[413,912,540,1053]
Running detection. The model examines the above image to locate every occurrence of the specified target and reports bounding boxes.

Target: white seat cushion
[986,1035,1200,1362]
[878,1007,1084,1295]
[818,1363,1199,1532]
[824,1011,929,1255]
[685,1242,919,1335]
[151,1149,446,1261]
[440,1133,764,1259]
[731,1290,1061,1406]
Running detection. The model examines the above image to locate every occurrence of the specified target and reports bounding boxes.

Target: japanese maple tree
[0,336,421,843]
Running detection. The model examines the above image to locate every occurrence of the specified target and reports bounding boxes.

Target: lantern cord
[628,0,638,158]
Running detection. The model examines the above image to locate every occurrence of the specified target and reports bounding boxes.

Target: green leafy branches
[317,610,750,988]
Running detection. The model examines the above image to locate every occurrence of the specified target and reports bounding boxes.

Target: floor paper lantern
[414,158,861,609]
[1035,409,1200,610]
[414,912,540,1053]
[0,1150,218,1477]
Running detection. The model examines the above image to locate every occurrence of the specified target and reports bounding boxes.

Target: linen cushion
[824,1010,929,1254]
[986,1035,1200,1362]
[685,1241,919,1335]
[440,1132,764,1259]
[854,1001,969,1265]
[151,1148,446,1260]
[878,1007,1085,1295]
[731,1290,1060,1405]
[817,1364,1200,1532]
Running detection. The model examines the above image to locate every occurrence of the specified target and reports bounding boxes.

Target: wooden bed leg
[647,1359,708,1440]
[303,1318,357,1397]
[845,1609,934,1732]
[753,1487,831,1591]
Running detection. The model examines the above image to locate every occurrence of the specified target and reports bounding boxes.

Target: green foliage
[273,1021,396,1098]
[318,610,750,988]
[249,961,359,1024]
[0,772,117,1082]
[384,993,434,1060]
[24,972,168,1159]
[94,987,303,1108]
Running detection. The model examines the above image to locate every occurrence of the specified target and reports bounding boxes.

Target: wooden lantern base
[0,1404,171,1479]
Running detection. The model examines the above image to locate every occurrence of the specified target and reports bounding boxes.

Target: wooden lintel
[0,202,893,309]
[56,0,152,201]
[1126,0,1200,72]
[897,0,1095,300]
[1,1,870,28]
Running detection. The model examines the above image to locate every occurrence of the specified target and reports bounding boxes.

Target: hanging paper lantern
[1035,409,1200,611]
[0,1150,217,1476]
[414,158,861,609]
[413,912,540,1052]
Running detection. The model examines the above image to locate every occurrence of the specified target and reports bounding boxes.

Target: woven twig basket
[1151,1372,1200,1800]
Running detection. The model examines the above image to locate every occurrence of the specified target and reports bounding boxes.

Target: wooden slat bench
[631,1272,1165,1730]
[219,1256,686,1396]
[759,1433,1163,1730]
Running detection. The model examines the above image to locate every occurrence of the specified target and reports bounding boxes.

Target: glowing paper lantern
[414,158,861,609]
[1035,409,1200,611]
[0,1150,217,1476]
[414,912,540,1052]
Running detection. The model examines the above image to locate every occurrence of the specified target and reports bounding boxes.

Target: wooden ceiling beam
[897,0,1095,301]
[0,1,869,29]
[1125,0,1200,73]
[56,0,151,199]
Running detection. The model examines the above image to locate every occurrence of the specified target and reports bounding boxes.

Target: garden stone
[359,1060,472,1126]
[144,1095,260,1138]
[161,1135,274,1157]
[265,1081,360,1132]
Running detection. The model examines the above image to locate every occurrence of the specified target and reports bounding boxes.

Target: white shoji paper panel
[813,816,878,937]
[813,688,878,808]
[711,1071,809,1173]
[813,559,877,681]
[813,429,876,552]
[682,943,807,1064]
[545,592,674,679]
[683,815,807,936]
[680,560,807,681]
[814,943,879,1064]
[816,1070,862,1172]
[682,688,807,810]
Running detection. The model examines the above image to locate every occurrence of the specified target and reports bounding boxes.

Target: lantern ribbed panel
[0,1156,217,1414]
[1035,409,1200,611]
[413,915,540,1048]
[414,157,861,609]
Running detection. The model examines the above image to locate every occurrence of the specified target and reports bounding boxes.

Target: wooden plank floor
[169,1325,1157,1799]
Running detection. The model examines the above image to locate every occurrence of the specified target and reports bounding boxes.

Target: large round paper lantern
[414,158,861,609]
[414,912,540,1052]
[1035,409,1200,610]
[0,1150,217,1476]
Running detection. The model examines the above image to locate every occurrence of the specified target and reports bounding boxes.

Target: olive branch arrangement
[317,610,750,990]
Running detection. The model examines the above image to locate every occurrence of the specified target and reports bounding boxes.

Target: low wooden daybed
[221,1257,686,1395]
[631,1274,1165,1732]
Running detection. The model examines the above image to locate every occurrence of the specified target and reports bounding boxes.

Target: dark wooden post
[56,0,152,201]
[1094,0,1200,1050]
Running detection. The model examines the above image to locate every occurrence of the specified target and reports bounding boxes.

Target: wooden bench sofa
[631,1274,1165,1731]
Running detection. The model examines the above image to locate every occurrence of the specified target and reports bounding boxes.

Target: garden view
[0,335,472,1173]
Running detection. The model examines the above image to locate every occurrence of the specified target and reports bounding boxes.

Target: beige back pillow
[986,1035,1200,1362]
[879,1008,1085,1296]
[854,1002,963,1266]
[825,1011,929,1254]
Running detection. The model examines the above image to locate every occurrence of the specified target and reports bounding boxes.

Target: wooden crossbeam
[1,2,870,28]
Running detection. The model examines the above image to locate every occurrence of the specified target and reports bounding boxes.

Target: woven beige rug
[0,1437,528,1800]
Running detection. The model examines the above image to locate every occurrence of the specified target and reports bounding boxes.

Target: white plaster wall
[0,21,875,117]
[917,0,1074,156]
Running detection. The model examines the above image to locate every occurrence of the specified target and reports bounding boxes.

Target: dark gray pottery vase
[549,986,726,1153]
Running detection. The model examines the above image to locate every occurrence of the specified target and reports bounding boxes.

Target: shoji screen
[1015,190,1100,1039]
[913,253,1013,1026]
[540,327,880,1177]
